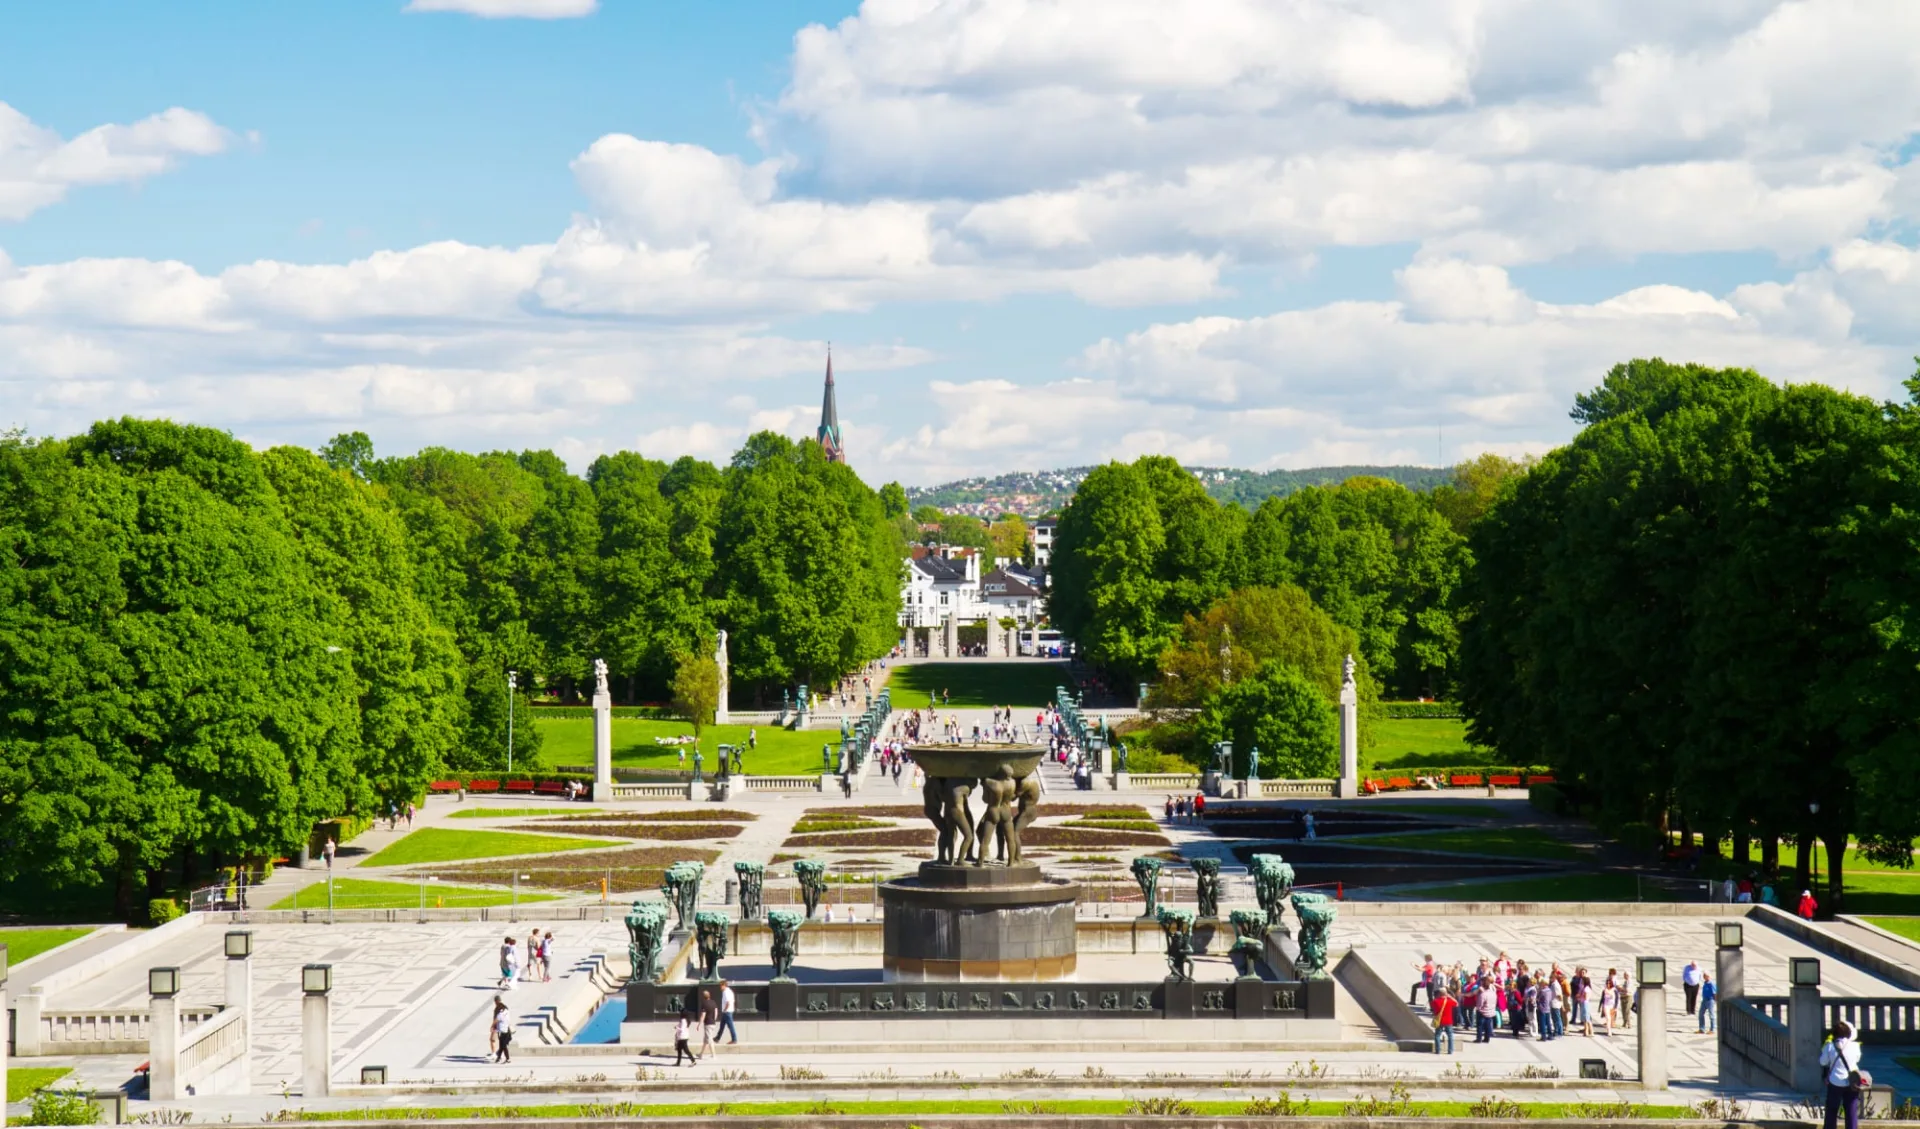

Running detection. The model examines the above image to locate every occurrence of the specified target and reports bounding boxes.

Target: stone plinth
[879,861,1078,981]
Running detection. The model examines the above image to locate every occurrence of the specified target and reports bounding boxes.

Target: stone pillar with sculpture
[1336,654,1359,798]
[713,630,730,726]
[592,657,613,795]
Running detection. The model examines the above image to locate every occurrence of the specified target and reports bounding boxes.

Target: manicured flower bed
[543,809,756,823]
[506,822,742,841]
[419,845,722,893]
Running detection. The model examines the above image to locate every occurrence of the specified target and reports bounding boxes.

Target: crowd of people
[1404,950,1729,1054]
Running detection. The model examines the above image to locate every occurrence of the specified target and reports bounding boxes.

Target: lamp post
[507,670,518,774]
[303,964,333,1097]
[1808,802,1821,890]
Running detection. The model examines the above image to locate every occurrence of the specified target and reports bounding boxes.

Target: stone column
[303,989,332,1098]
[592,687,613,795]
[943,615,957,659]
[1336,654,1359,798]
[225,937,254,1084]
[0,943,8,1111]
[149,990,180,1101]
[1716,935,1745,1083]
[1788,977,1824,1093]
[13,987,43,1056]
[713,630,730,726]
[1637,983,1668,1090]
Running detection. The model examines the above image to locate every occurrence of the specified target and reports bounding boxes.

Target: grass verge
[0,926,94,966]
[1864,916,1920,944]
[360,828,620,867]
[269,878,557,911]
[1366,716,1486,769]
[536,717,832,776]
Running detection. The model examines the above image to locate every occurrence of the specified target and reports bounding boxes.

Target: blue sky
[2,0,1916,484]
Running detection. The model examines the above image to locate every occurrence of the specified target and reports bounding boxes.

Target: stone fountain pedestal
[879,860,1078,980]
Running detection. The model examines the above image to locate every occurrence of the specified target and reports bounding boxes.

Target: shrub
[147,898,183,926]
[28,1088,100,1125]
[1614,821,1663,856]
[1528,782,1568,815]
[1468,1096,1529,1119]
[1127,1097,1195,1116]
[1243,1093,1308,1116]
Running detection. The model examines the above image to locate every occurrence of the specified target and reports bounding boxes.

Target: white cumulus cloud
[0,103,231,222]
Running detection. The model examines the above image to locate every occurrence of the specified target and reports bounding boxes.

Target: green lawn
[8,1067,73,1103]
[1358,801,1512,820]
[1831,871,1920,917]
[1365,716,1490,770]
[269,877,555,911]
[1865,917,1920,944]
[0,926,94,966]
[448,807,605,820]
[1341,826,1583,861]
[534,716,832,776]
[359,827,618,867]
[1398,872,1680,902]
[886,662,1068,708]
[295,1099,1691,1121]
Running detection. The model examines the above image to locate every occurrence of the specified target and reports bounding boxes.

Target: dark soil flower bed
[783,828,936,849]
[507,822,742,841]
[544,809,756,823]
[1022,826,1168,848]
[421,845,721,893]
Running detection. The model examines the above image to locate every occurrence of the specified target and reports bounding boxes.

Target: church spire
[818,347,844,463]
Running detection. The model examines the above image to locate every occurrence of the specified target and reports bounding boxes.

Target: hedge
[529,705,680,720]
[434,770,592,786]
[1383,702,1464,719]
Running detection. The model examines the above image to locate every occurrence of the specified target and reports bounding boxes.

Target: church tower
[818,350,844,463]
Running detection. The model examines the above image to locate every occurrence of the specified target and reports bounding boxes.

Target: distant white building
[1028,518,1057,567]
[900,547,988,628]
[980,565,1046,624]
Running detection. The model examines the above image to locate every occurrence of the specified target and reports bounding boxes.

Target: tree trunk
[627,674,637,706]
[114,855,138,922]
[1733,828,1750,870]
[1822,830,1846,913]
[1792,829,1813,902]
[1761,832,1779,875]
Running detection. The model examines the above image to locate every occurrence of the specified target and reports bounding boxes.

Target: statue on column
[593,657,609,699]
[713,630,730,724]
[662,861,704,931]
[1193,857,1222,919]
[1250,853,1296,928]
[1291,890,1337,980]
[624,900,668,983]
[694,910,730,981]
[767,910,802,981]
[794,859,828,919]
[734,860,764,920]
[1131,856,1163,916]
[1158,906,1196,982]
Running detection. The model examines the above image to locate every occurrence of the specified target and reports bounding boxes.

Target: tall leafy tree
[1198,660,1339,779]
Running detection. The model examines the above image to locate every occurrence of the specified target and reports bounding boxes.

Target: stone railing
[1259,779,1337,798]
[1746,994,1920,1045]
[1127,772,1199,790]
[611,782,693,800]
[1723,998,1793,1087]
[737,775,822,792]
[34,1005,222,1055]
[177,1006,247,1085]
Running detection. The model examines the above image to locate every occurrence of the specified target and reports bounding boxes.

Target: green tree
[987,513,1029,563]
[671,650,721,744]
[1429,453,1536,535]
[1050,461,1169,680]
[878,481,910,519]
[936,512,990,550]
[1198,660,1338,779]
[318,431,377,481]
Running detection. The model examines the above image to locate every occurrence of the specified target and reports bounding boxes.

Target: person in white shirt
[673,1012,696,1066]
[717,979,739,1044]
[1819,1019,1865,1129]
[1681,961,1702,1016]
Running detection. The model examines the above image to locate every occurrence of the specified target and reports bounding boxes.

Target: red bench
[1365,778,1387,794]
[504,779,537,794]
[1490,774,1523,787]
[467,778,500,793]
[535,781,568,796]
[427,780,461,794]
[1386,776,1413,791]
[1527,774,1556,785]
[1450,773,1484,787]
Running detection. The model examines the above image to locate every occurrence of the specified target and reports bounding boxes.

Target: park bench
[427,780,462,795]
[534,780,568,796]
[1526,774,1555,785]
[1386,776,1413,790]
[504,779,537,794]
[1489,774,1523,787]
[1365,777,1387,794]
[1450,773,1484,787]
[467,778,500,793]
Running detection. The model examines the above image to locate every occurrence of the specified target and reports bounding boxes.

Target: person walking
[717,979,739,1045]
[492,1001,513,1063]
[1820,1020,1866,1129]
[1682,960,1702,1016]
[406,801,415,828]
[1410,954,1436,1009]
[499,936,520,990]
[1698,973,1718,1034]
[322,837,336,869]
[540,930,555,981]
[673,1011,697,1066]
[1799,889,1820,921]
[1572,968,1593,1037]
[698,989,719,1056]
[486,994,504,1058]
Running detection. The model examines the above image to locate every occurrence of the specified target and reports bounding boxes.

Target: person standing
[1800,889,1820,920]
[1819,1020,1865,1129]
[1410,954,1436,1009]
[1571,968,1593,1037]
[406,801,415,828]
[1682,960,1702,1016]
[1474,977,1498,1043]
[1698,973,1718,1034]
[322,837,336,869]
[492,1002,513,1063]
[749,728,758,751]
[499,936,520,990]
[673,1011,697,1066]
[697,989,719,1056]
[1431,987,1457,1054]
[486,995,503,1058]
[718,979,739,1045]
